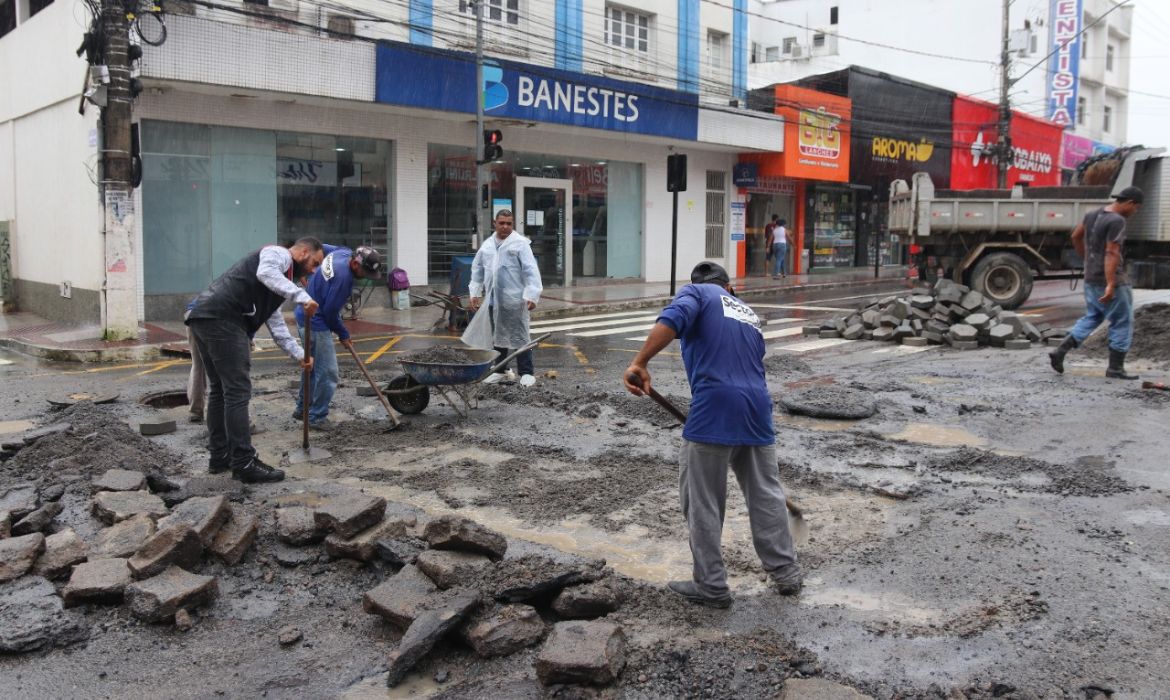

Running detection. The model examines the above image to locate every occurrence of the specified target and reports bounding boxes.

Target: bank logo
[798,107,842,159]
[483,63,508,112]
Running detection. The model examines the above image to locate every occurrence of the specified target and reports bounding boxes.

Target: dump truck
[888,147,1169,309]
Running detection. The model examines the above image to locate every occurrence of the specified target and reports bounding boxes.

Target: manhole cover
[779,387,877,420]
[47,392,119,407]
[139,390,190,409]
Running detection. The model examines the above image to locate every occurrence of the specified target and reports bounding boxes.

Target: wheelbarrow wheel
[386,375,429,414]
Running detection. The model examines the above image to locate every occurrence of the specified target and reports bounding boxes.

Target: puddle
[802,584,944,623]
[0,419,36,435]
[343,671,444,699]
[889,423,987,448]
[775,414,858,432]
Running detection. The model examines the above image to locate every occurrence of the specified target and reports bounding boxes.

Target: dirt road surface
[1,281,1169,699]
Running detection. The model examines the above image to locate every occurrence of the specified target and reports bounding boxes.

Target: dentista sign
[1046,0,1082,126]
[515,77,641,122]
[375,43,698,140]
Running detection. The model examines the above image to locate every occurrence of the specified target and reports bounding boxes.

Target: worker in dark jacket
[293,245,385,429]
[623,261,802,608]
[185,238,324,483]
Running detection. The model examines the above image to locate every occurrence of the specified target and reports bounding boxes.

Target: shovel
[626,373,810,547]
[344,341,402,429]
[288,308,332,465]
[1142,381,1170,392]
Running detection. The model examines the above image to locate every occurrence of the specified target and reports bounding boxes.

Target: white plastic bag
[461,304,495,349]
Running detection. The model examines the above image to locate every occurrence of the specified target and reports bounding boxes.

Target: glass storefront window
[426,145,643,285]
[141,121,389,298]
[810,187,855,269]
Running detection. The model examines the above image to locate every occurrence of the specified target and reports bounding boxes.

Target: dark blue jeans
[189,319,255,470]
[294,326,338,424]
[1069,283,1134,352]
[493,346,534,376]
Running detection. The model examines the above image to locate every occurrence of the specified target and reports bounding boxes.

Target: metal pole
[996,0,1012,189]
[670,190,679,296]
[473,0,487,249]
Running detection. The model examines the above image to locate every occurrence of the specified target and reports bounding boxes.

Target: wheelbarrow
[384,333,552,418]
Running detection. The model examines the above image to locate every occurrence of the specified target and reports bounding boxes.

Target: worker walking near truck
[623,261,802,608]
[1049,186,1144,380]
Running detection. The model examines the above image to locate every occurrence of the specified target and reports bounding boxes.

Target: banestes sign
[951,96,1062,189]
[376,43,698,140]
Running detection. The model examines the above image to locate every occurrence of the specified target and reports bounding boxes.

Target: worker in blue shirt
[293,245,386,429]
[624,261,802,608]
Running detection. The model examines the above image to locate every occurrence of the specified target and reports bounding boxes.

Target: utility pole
[473,0,488,248]
[100,0,138,339]
[996,0,1012,189]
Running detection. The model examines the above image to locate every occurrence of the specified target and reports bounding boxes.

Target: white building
[1,0,782,326]
[747,0,1133,145]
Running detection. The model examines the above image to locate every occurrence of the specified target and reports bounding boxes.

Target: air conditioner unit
[327,13,355,36]
[790,44,804,58]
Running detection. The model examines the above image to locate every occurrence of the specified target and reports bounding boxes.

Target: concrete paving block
[960,290,984,311]
[315,494,387,539]
[818,330,840,339]
[902,336,929,347]
[91,514,156,559]
[988,324,1016,347]
[937,286,963,305]
[922,330,945,345]
[157,495,230,547]
[1045,337,1068,347]
[0,533,46,583]
[125,566,218,623]
[910,307,932,321]
[1022,321,1043,342]
[801,325,820,336]
[947,324,977,342]
[91,469,146,494]
[92,491,169,525]
[891,300,911,320]
[871,327,896,343]
[964,313,990,330]
[128,524,203,579]
[879,314,900,328]
[997,311,1025,333]
[32,528,88,580]
[861,330,874,341]
[860,310,880,328]
[842,324,864,340]
[209,505,260,566]
[536,621,627,687]
[62,558,131,606]
[1004,339,1032,350]
[833,317,847,335]
[951,340,979,350]
[910,294,934,309]
[325,516,413,562]
[139,420,177,436]
[363,564,438,631]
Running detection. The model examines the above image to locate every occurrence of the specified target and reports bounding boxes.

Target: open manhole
[139,390,189,409]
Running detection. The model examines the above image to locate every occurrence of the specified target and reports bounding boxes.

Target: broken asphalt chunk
[535,621,627,687]
[125,566,218,623]
[423,514,507,561]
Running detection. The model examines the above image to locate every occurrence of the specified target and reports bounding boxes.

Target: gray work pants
[679,439,798,597]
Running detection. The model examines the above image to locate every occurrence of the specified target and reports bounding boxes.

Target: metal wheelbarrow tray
[385,332,551,418]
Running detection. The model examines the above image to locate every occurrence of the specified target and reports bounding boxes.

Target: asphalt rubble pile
[1084,301,1170,364]
[805,279,1069,350]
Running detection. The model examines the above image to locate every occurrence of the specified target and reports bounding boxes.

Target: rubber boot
[1105,349,1139,380]
[1048,335,1078,374]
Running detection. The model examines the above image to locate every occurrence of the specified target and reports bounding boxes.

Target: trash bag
[461,304,495,350]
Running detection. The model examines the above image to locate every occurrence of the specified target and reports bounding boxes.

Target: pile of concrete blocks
[802,280,1068,350]
[0,469,261,654]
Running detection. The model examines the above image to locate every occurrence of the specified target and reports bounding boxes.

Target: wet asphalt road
[3,278,1170,698]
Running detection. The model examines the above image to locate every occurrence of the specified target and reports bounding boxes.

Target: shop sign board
[375,43,699,140]
[732,163,758,188]
[1046,0,1083,127]
[1060,132,1115,170]
[843,70,953,187]
[951,96,1062,188]
[772,85,851,182]
[730,201,746,240]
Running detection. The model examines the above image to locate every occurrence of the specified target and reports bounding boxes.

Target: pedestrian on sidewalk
[772,218,788,279]
[1049,186,1143,380]
[185,238,323,483]
[467,209,543,387]
[292,245,386,430]
[623,261,802,608]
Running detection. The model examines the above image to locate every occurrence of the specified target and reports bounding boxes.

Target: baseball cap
[1114,186,1143,204]
[354,246,385,275]
[690,261,730,286]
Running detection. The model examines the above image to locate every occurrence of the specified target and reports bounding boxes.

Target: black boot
[1106,349,1139,380]
[1048,335,1078,374]
[233,456,285,483]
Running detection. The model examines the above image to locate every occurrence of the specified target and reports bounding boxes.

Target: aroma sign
[872,137,936,163]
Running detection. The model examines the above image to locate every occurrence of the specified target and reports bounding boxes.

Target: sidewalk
[0,267,908,362]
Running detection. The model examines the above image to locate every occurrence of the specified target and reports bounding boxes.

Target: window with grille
[707,31,727,71]
[488,0,519,26]
[1103,105,1112,133]
[705,171,726,258]
[1077,97,1086,126]
[606,6,649,54]
[1106,44,1115,71]
[813,33,826,48]
[782,36,797,54]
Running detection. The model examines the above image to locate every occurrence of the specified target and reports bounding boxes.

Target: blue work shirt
[657,284,774,446]
[293,245,354,341]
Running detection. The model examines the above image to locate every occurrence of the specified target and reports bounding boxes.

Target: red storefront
[951,96,1063,189]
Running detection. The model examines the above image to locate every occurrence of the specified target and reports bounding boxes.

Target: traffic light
[483,129,503,162]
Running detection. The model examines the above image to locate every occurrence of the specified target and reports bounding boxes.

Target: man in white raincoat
[466,209,544,386]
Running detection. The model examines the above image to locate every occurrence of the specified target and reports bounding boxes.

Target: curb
[0,337,164,364]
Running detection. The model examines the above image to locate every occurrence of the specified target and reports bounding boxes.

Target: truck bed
[935,186,1111,200]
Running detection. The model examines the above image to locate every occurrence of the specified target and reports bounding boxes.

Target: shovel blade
[287,446,332,464]
[788,511,810,548]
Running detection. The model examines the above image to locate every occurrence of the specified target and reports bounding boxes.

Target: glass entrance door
[516,177,573,287]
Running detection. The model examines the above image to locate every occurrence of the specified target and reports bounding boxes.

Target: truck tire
[969,252,1033,309]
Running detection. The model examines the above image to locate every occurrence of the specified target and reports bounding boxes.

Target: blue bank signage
[376,43,698,140]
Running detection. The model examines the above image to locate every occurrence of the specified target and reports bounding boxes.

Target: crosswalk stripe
[570,323,657,338]
[777,338,853,353]
[528,314,661,334]
[624,318,803,342]
[530,309,658,327]
[750,303,851,312]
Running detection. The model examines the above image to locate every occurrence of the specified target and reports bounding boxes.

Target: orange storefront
[737,85,852,276]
